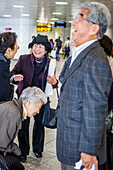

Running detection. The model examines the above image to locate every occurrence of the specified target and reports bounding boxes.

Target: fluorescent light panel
[51,18,58,20]
[52,12,62,15]
[68,21,72,23]
[55,2,68,5]
[21,14,30,16]
[3,15,11,17]
[50,22,55,24]
[13,5,24,8]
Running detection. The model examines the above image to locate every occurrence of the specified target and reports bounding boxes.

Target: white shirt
[64,40,70,48]
[70,39,98,67]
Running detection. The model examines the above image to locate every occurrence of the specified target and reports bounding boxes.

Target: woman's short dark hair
[0,32,17,55]
[99,35,112,56]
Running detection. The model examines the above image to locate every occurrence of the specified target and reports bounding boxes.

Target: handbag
[42,88,59,129]
[9,83,14,100]
[105,110,113,137]
[0,155,9,170]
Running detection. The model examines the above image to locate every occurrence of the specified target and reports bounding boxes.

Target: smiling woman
[10,34,58,162]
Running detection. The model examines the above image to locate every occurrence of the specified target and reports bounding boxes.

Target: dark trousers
[64,47,70,59]
[56,48,60,60]
[104,135,113,170]
[18,105,45,156]
[0,153,24,170]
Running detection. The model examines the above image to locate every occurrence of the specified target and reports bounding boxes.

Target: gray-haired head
[81,2,111,39]
[20,87,47,105]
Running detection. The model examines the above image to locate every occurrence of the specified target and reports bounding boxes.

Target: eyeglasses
[75,14,97,25]
[17,45,20,50]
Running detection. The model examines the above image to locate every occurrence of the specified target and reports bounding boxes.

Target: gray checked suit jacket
[56,41,112,166]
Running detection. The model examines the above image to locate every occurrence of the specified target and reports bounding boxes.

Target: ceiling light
[52,12,62,15]
[3,15,11,17]
[47,25,52,28]
[50,22,55,24]
[13,5,24,8]
[51,18,58,21]
[21,14,30,17]
[55,2,68,5]
[68,21,72,23]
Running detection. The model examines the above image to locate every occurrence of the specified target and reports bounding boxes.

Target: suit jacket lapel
[62,41,99,85]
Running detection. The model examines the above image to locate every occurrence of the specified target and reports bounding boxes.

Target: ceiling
[0,0,113,26]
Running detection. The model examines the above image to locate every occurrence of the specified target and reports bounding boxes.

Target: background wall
[0,17,112,59]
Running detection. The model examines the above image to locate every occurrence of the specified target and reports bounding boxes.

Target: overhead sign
[5,28,12,31]
[37,23,52,32]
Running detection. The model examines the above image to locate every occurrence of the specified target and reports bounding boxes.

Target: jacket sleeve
[79,58,112,156]
[0,110,22,155]
[10,55,23,78]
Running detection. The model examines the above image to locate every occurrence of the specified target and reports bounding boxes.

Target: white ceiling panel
[0,0,112,26]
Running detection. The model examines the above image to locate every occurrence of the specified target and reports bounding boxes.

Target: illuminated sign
[37,23,52,32]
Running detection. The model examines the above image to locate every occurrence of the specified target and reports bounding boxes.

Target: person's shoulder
[19,54,31,60]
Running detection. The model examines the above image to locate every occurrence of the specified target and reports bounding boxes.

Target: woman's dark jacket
[108,78,113,110]
[0,53,11,102]
[10,53,50,97]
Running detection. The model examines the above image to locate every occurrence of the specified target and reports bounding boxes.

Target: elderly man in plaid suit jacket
[56,2,112,170]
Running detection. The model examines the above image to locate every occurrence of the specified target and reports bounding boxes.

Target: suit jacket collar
[12,98,23,118]
[62,41,100,85]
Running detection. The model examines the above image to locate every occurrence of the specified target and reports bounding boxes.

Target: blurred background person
[0,32,18,102]
[63,37,70,59]
[49,39,54,50]
[55,36,63,61]
[0,87,47,170]
[10,35,57,162]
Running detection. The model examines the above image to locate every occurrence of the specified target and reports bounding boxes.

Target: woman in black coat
[99,35,113,170]
[0,32,18,102]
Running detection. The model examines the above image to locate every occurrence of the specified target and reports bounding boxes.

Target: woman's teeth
[35,51,40,54]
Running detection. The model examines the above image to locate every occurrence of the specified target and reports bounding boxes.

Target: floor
[10,55,65,170]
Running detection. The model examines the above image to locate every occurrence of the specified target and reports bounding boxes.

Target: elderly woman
[99,35,113,170]
[0,87,47,170]
[10,35,57,162]
[0,32,18,102]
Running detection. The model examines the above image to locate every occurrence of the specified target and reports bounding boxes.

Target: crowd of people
[0,1,113,170]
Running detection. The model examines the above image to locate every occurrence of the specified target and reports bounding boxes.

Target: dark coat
[0,53,11,102]
[56,41,112,166]
[10,54,49,96]
[0,98,22,156]
[108,78,113,110]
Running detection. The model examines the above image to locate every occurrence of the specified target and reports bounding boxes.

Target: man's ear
[26,99,31,106]
[90,24,100,36]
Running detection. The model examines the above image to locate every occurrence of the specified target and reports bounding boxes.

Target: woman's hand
[47,74,57,85]
[14,74,24,82]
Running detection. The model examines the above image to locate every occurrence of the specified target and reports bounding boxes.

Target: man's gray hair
[81,2,111,39]
[20,87,47,105]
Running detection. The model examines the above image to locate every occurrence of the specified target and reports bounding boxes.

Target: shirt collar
[23,104,27,119]
[70,39,98,67]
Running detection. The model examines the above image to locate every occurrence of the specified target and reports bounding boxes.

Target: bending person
[0,87,47,170]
